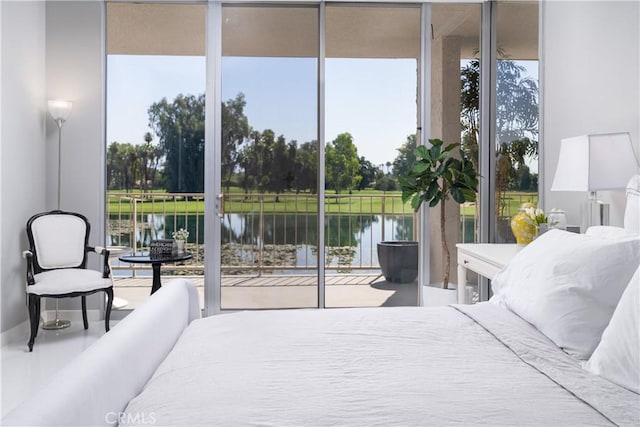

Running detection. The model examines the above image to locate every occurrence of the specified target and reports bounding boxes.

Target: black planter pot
[377,241,419,283]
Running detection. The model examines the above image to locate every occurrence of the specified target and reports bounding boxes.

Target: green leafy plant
[399,138,479,289]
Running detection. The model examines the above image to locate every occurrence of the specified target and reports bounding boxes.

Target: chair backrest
[27,211,90,273]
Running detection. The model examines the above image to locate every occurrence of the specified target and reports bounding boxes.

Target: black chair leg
[104,288,113,332]
[81,296,89,330]
[27,294,40,352]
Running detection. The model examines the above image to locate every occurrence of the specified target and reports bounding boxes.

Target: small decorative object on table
[524,206,552,239]
[150,239,175,259]
[547,209,567,230]
[511,204,554,244]
[172,228,189,254]
[525,208,549,237]
[510,203,537,245]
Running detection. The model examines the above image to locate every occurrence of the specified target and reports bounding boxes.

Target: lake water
[108,213,475,270]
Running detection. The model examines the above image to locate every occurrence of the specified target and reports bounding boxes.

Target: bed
[4,178,640,426]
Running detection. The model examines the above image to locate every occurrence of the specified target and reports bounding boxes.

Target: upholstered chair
[23,210,113,351]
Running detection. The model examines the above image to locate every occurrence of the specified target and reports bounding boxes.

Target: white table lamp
[551,132,639,229]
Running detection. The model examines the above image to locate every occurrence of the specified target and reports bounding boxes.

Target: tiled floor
[1,320,111,418]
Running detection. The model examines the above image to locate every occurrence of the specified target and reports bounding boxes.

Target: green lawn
[108,190,537,216]
[107,190,413,215]
[459,192,539,216]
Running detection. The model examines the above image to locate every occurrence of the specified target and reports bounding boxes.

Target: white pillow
[586,226,638,240]
[491,229,640,359]
[584,266,639,394]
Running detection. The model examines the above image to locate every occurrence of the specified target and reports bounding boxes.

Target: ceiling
[107,2,538,60]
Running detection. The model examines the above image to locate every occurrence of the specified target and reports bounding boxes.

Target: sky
[107,55,416,167]
[107,55,537,170]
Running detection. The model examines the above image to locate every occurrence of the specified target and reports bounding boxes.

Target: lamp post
[43,100,73,330]
[48,100,72,209]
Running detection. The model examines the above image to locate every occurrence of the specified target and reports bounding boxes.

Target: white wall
[1,1,47,333]
[542,0,640,227]
[46,1,106,310]
[0,1,105,334]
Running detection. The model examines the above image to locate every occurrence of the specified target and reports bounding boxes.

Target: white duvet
[123,303,639,426]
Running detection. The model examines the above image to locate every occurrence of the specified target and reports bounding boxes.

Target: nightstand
[456,243,522,304]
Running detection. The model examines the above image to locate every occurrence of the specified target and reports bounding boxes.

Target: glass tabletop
[118,252,193,264]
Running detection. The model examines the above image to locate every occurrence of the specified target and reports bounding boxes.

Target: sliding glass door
[220,5,319,309]
[105,3,206,311]
[494,1,540,243]
[216,3,425,309]
[104,1,539,312]
[324,5,421,307]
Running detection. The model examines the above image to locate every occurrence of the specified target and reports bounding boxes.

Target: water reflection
[108,212,415,268]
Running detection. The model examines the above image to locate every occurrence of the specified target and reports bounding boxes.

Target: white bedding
[124,303,639,426]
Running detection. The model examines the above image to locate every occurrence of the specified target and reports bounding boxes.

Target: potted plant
[172,228,189,253]
[399,138,479,294]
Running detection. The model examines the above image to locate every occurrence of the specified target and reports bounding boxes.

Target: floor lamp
[551,132,640,231]
[42,100,73,330]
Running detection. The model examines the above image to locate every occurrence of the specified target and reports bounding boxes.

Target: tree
[357,156,377,190]
[392,134,417,179]
[268,134,291,200]
[460,58,539,235]
[496,137,538,215]
[293,141,318,193]
[460,58,538,160]
[106,141,124,190]
[107,135,164,192]
[136,132,160,192]
[148,94,205,193]
[325,132,361,194]
[122,144,139,192]
[221,93,250,192]
[374,175,397,191]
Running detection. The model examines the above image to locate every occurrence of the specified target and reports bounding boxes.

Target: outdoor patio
[113,273,419,310]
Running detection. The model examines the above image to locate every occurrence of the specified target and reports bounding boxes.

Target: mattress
[123,303,639,426]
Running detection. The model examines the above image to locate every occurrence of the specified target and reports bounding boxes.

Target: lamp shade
[551,132,640,192]
[47,100,73,122]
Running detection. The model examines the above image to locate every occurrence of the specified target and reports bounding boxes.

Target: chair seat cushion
[29,269,111,296]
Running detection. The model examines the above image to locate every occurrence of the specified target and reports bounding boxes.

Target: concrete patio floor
[113,274,420,310]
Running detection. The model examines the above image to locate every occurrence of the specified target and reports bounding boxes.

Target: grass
[108,190,413,215]
[460,192,538,217]
[108,189,537,217]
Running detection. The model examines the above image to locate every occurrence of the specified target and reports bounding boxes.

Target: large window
[104,2,540,311]
[105,3,206,311]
